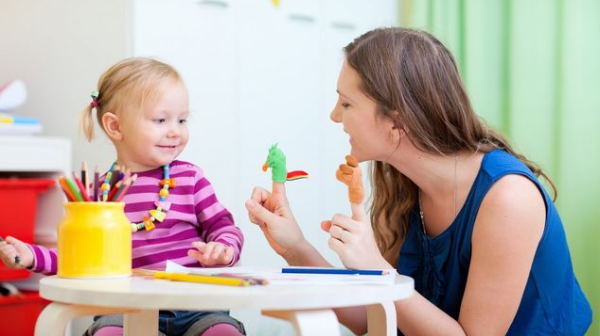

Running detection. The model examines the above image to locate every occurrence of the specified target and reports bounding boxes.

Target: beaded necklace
[103,162,174,233]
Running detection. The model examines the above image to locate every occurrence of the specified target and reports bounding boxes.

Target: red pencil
[72,172,91,202]
[107,180,122,202]
[115,174,137,202]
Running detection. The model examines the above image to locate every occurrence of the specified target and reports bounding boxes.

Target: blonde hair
[344,28,557,265]
[79,57,183,142]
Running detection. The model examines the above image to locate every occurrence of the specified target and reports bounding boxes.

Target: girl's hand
[188,241,234,266]
[0,236,34,269]
[321,203,392,270]
[245,183,308,261]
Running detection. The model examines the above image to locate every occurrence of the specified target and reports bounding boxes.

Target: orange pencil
[58,176,76,202]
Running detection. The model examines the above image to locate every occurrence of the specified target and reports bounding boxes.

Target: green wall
[401,0,600,334]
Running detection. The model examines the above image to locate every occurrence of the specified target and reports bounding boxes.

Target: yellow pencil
[154,272,250,287]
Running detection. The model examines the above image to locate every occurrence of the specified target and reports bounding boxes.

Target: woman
[245,28,591,335]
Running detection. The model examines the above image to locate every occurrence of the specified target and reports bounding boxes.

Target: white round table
[35,272,413,336]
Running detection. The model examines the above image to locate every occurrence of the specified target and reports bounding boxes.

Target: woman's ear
[102,112,123,141]
[389,110,405,144]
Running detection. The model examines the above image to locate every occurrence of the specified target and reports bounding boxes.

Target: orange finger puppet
[336,155,364,204]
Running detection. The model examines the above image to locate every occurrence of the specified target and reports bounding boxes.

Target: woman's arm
[245,189,370,334]
[394,174,545,336]
[458,174,545,335]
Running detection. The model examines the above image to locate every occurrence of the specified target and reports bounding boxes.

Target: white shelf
[0,136,71,244]
[0,136,71,174]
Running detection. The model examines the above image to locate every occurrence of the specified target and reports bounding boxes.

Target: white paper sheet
[165,261,396,286]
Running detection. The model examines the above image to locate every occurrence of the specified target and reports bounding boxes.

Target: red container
[0,290,50,335]
[0,178,55,280]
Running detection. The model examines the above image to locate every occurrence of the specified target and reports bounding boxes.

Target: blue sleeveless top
[398,149,592,335]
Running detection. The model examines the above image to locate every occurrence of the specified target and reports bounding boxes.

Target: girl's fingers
[191,241,207,251]
[211,244,224,259]
[190,241,233,265]
[187,249,202,261]
[221,246,234,263]
[202,244,215,258]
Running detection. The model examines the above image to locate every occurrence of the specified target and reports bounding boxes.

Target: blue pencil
[281,267,388,276]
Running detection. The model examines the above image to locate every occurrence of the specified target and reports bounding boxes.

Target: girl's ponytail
[78,91,99,142]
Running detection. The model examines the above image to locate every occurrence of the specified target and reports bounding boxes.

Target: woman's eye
[179,119,188,124]
[341,103,350,108]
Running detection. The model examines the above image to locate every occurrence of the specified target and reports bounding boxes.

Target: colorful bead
[128,163,171,233]
[159,178,176,188]
[143,217,155,231]
[102,162,116,202]
[155,201,171,212]
[150,209,166,222]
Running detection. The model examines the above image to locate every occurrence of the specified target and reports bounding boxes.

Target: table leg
[263,309,341,336]
[35,302,137,336]
[123,309,159,336]
[366,300,397,336]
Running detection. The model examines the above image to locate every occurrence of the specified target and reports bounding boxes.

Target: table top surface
[40,271,414,311]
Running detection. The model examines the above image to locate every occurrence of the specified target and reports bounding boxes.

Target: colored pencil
[93,165,99,202]
[81,161,89,199]
[72,172,90,202]
[109,165,121,190]
[58,176,77,201]
[114,174,137,202]
[154,272,250,287]
[106,180,122,202]
[281,267,388,276]
[64,176,84,202]
[216,273,269,285]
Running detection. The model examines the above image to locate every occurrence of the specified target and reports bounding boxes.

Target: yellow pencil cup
[57,202,131,278]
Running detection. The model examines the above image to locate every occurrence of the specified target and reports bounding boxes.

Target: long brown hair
[344,27,556,264]
[79,57,182,142]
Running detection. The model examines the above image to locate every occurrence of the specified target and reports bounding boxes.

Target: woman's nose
[330,107,341,123]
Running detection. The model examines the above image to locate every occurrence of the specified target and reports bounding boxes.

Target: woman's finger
[321,220,332,232]
[245,199,279,226]
[331,214,359,233]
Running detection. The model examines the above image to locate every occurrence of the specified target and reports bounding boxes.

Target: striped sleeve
[193,167,244,266]
[26,244,58,275]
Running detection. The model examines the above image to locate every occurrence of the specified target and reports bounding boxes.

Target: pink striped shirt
[28,160,244,274]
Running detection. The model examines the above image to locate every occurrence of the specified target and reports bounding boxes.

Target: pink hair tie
[90,90,99,109]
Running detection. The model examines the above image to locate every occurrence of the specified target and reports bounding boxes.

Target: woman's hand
[245,182,308,261]
[322,203,392,270]
[0,236,34,269]
[188,241,234,266]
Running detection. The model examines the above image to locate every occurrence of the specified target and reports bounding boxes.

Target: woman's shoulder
[478,149,545,205]
[480,149,533,181]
